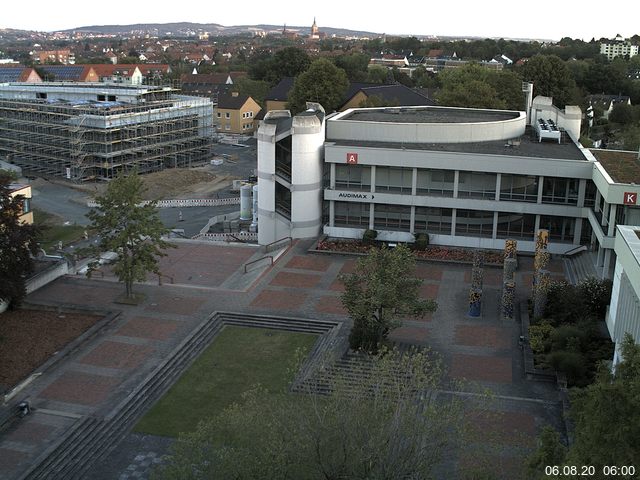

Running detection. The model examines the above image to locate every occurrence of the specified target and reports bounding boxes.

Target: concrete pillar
[451,209,457,236]
[329,163,336,189]
[577,179,586,208]
[492,211,498,239]
[534,214,541,233]
[601,201,609,227]
[369,203,374,229]
[453,170,459,198]
[597,245,604,267]
[573,218,582,245]
[329,200,335,227]
[537,176,544,204]
[411,167,417,196]
[495,173,501,201]
[410,205,416,234]
[370,165,376,193]
[603,249,612,280]
[608,204,617,237]
[595,189,601,212]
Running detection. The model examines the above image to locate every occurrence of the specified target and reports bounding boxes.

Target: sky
[2,0,638,41]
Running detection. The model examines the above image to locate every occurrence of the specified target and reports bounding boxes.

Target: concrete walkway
[0,241,566,479]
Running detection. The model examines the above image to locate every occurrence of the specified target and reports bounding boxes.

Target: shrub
[362,229,378,245]
[414,233,429,251]
[577,277,612,320]
[544,281,586,325]
[547,350,588,386]
[550,324,588,353]
[529,320,554,354]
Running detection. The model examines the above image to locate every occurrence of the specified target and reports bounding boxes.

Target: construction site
[0,83,214,181]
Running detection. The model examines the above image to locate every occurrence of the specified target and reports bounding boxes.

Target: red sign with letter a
[623,192,637,205]
[346,152,358,165]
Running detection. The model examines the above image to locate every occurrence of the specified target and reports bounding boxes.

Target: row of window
[333,202,578,242]
[216,111,256,119]
[334,165,582,205]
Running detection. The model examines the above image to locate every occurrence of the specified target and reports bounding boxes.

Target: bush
[414,233,429,251]
[529,320,554,354]
[362,229,378,245]
[547,350,588,386]
[545,281,587,325]
[550,324,588,352]
[577,277,612,320]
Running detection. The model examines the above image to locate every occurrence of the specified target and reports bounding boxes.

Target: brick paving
[79,341,154,370]
[1,240,570,480]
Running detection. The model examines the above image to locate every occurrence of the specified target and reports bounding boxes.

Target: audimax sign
[337,192,374,200]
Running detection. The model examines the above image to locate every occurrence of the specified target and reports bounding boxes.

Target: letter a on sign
[624,192,637,205]
[346,152,358,165]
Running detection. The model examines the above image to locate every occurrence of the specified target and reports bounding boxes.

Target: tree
[526,426,567,479]
[84,171,172,299]
[521,55,578,108]
[527,334,640,478]
[0,173,40,308]
[155,347,471,480]
[232,77,271,107]
[287,58,349,114]
[334,53,370,82]
[340,244,437,352]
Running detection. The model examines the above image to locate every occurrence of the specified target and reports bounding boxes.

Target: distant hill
[65,22,380,38]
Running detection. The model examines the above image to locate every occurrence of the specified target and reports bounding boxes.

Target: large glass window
[455,209,494,238]
[496,213,536,240]
[584,180,597,207]
[373,204,411,231]
[374,167,412,194]
[500,174,539,202]
[457,171,496,199]
[539,215,575,243]
[335,165,371,191]
[416,169,454,197]
[275,182,291,220]
[414,207,452,234]
[275,136,292,182]
[334,201,369,228]
[542,177,578,205]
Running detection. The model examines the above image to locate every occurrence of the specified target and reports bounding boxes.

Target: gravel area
[0,309,101,392]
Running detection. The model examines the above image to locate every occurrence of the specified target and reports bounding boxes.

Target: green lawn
[134,326,317,438]
[33,208,86,251]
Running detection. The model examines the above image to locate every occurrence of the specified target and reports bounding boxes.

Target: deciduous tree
[0,173,40,308]
[84,171,172,299]
[340,244,437,352]
[287,58,349,114]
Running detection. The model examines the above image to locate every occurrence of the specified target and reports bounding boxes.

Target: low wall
[88,197,240,209]
[26,260,69,295]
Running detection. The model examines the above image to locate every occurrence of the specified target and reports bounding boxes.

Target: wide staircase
[563,250,598,285]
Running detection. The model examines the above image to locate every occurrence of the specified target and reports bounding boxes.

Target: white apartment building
[600,36,639,60]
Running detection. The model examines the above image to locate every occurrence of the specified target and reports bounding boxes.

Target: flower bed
[316,239,503,265]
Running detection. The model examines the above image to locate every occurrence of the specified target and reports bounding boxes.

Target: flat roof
[329,127,587,161]
[340,106,520,124]
[590,149,640,184]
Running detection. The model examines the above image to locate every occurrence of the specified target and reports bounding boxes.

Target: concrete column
[451,209,457,236]
[329,163,335,189]
[369,203,374,229]
[608,204,617,236]
[603,249,612,280]
[411,167,417,196]
[577,179,586,208]
[492,211,498,239]
[495,173,501,201]
[597,245,604,267]
[537,176,544,204]
[602,201,609,227]
[370,165,376,194]
[453,170,459,198]
[534,214,541,233]
[329,200,335,227]
[595,189,601,212]
[573,218,582,245]
[410,205,416,234]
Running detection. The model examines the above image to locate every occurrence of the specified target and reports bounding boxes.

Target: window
[542,177,578,205]
[457,171,496,199]
[335,165,371,191]
[455,209,494,237]
[217,112,221,118]
[249,111,254,117]
[375,167,412,194]
[334,201,369,227]
[416,169,454,197]
[21,197,31,215]
[225,112,230,119]
[500,174,538,202]
[539,215,575,243]
[496,213,536,240]
[373,204,411,231]
[225,124,231,131]
[275,182,291,220]
[414,207,452,234]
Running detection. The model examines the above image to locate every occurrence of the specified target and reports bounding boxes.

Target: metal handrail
[244,255,273,273]
[563,245,587,257]
[263,236,292,254]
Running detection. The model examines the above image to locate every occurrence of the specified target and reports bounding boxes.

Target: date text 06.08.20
[545,465,637,477]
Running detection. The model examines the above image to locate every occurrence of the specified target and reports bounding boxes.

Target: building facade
[0,83,214,180]
[600,37,639,60]
[257,99,640,280]
[215,93,261,135]
[8,183,33,225]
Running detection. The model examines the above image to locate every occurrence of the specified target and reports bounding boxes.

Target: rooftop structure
[0,83,214,180]
[590,149,640,184]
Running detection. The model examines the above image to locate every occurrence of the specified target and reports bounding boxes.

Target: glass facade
[414,207,452,234]
[542,177,579,205]
[539,215,575,243]
[457,171,497,199]
[373,204,411,231]
[334,201,369,228]
[374,166,413,194]
[335,165,371,191]
[496,213,536,240]
[416,169,454,197]
[455,209,494,237]
[500,174,539,202]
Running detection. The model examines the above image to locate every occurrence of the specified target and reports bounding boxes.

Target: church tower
[310,17,319,39]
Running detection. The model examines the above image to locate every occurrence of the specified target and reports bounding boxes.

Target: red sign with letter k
[624,192,637,205]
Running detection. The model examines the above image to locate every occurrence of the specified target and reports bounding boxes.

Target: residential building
[339,83,435,111]
[179,72,246,103]
[8,183,33,225]
[215,92,261,134]
[600,35,639,60]
[264,77,295,112]
[607,225,640,365]
[32,49,75,65]
[38,65,98,82]
[87,64,143,84]
[0,83,214,180]
[588,94,631,119]
[0,66,42,83]
[256,96,640,282]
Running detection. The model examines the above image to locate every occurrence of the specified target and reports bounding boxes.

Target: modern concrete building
[257,96,640,280]
[607,225,640,364]
[600,35,639,60]
[0,82,214,180]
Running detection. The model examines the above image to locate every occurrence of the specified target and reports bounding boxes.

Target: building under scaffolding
[0,82,214,180]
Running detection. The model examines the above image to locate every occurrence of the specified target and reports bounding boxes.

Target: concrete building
[607,225,640,364]
[215,93,261,135]
[256,97,640,280]
[600,35,639,60]
[8,183,33,225]
[0,83,214,180]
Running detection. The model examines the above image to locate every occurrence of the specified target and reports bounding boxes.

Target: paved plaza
[0,240,567,479]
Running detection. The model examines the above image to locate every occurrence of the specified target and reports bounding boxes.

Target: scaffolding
[0,87,214,181]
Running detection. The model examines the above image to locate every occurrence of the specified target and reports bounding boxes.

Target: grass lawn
[134,325,317,438]
[33,208,86,251]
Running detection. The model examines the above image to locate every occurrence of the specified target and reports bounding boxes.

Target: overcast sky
[2,0,638,41]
